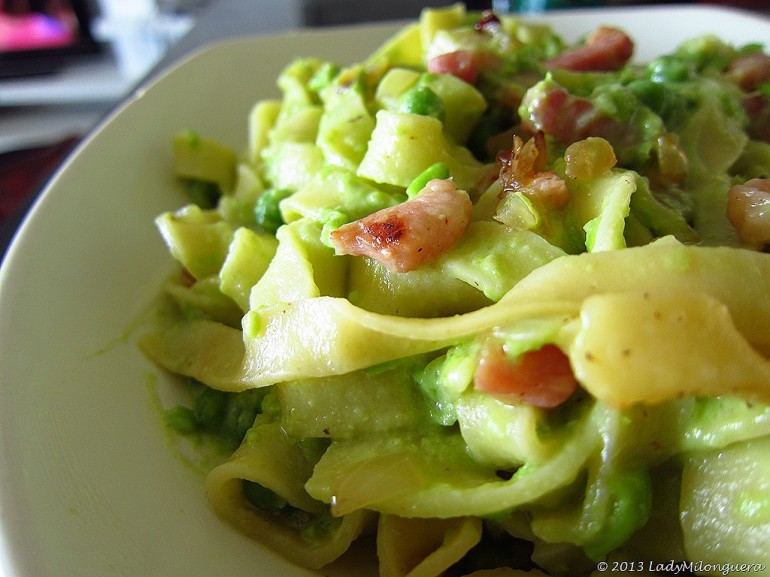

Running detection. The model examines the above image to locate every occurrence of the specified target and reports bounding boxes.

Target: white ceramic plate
[2,6,769,577]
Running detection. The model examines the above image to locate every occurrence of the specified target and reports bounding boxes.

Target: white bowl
[2,6,769,576]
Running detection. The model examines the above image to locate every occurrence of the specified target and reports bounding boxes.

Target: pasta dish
[140,4,770,576]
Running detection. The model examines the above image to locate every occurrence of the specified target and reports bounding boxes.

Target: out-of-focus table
[0,0,300,259]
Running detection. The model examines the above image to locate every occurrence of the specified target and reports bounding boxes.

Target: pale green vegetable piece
[317,82,375,170]
[730,139,770,180]
[678,81,748,245]
[219,227,279,311]
[247,99,281,165]
[680,80,748,180]
[626,172,698,244]
[419,2,466,53]
[680,397,770,452]
[264,142,325,192]
[357,110,484,190]
[173,129,238,192]
[577,171,634,252]
[363,23,423,71]
[155,205,234,280]
[420,72,488,144]
[374,67,420,112]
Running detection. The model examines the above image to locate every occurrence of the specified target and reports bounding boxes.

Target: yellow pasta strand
[205,420,371,568]
[377,515,482,577]
[571,290,770,408]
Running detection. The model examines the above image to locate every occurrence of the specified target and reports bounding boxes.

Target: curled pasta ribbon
[572,290,770,408]
[205,420,371,569]
[142,239,770,408]
[377,515,482,577]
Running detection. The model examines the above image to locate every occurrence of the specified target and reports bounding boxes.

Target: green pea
[184,178,220,209]
[583,467,653,560]
[193,388,228,431]
[242,481,288,514]
[399,86,446,121]
[405,162,450,198]
[627,79,666,112]
[164,406,198,435]
[648,55,690,83]
[308,61,340,93]
[254,188,292,234]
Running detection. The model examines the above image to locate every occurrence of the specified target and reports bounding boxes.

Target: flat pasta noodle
[205,420,371,568]
[144,240,770,393]
[377,515,482,577]
[142,295,577,391]
[305,403,602,518]
[571,290,770,408]
[506,238,770,352]
[144,3,770,574]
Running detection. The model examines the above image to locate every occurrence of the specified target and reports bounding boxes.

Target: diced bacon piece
[726,52,770,92]
[520,85,635,154]
[727,178,770,245]
[427,50,478,85]
[474,344,579,409]
[521,87,600,143]
[545,26,634,72]
[330,179,472,272]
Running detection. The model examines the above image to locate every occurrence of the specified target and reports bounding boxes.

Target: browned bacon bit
[726,178,770,245]
[474,343,579,409]
[726,52,770,92]
[520,85,639,157]
[545,26,634,72]
[521,87,599,144]
[474,10,501,34]
[330,179,472,273]
[428,50,478,85]
[499,133,569,210]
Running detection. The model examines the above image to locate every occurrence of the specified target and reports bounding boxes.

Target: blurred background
[0,0,767,254]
